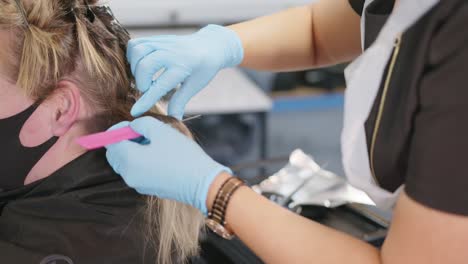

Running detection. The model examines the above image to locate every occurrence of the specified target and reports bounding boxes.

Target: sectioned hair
[0,1,204,263]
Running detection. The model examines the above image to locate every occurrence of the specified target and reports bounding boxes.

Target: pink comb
[76,126,142,150]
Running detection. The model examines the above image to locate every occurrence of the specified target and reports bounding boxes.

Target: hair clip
[13,0,30,28]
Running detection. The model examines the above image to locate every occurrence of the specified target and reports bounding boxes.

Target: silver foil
[253,149,374,208]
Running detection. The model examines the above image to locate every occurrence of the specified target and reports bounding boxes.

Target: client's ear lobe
[50,81,81,136]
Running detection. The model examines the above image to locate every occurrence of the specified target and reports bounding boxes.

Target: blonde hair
[0,0,204,263]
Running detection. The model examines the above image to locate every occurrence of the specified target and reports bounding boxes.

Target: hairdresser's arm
[106,117,468,264]
[127,0,360,118]
[231,0,362,71]
[208,173,468,264]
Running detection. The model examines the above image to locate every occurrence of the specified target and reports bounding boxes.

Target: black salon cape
[0,150,155,263]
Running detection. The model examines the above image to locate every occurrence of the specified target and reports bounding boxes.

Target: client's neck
[0,79,32,119]
[24,123,89,185]
[24,126,88,185]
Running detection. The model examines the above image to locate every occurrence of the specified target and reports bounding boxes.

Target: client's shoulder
[50,149,146,218]
[0,150,154,263]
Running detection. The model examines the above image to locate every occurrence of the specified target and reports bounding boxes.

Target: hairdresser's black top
[348,0,468,215]
[0,150,155,263]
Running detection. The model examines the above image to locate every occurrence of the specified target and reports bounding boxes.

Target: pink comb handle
[76,126,142,150]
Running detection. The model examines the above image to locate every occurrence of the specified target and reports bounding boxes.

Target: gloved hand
[105,117,232,215]
[127,25,244,119]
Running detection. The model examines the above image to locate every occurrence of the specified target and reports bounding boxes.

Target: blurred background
[110,0,347,183]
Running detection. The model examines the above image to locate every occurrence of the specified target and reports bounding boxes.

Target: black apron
[348,0,468,215]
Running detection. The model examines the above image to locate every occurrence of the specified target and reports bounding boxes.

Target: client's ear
[48,81,81,136]
[19,81,82,147]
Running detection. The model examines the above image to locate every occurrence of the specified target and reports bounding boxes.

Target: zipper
[369,35,402,185]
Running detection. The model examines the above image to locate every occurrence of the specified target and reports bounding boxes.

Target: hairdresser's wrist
[206,172,232,212]
[198,25,244,68]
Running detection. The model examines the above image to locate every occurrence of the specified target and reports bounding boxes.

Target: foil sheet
[253,149,375,208]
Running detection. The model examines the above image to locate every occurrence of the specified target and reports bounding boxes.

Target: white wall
[109,0,314,27]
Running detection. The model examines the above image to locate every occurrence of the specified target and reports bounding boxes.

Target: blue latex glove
[127,25,244,119]
[105,117,232,214]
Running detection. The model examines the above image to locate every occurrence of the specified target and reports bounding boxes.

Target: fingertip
[167,100,183,120]
[131,90,159,118]
[105,140,139,167]
[130,104,145,117]
[136,88,164,113]
[167,86,193,120]
[168,109,184,121]
[174,113,183,121]
[105,142,134,176]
